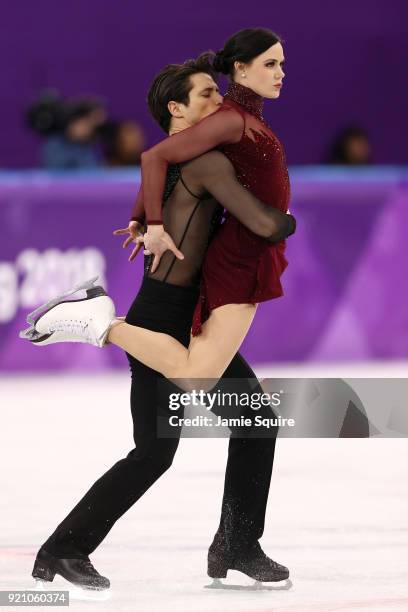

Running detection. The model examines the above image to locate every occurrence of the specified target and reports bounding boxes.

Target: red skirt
[191,219,288,336]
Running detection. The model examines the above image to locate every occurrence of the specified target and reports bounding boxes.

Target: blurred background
[1,4,408,608]
[0,0,407,372]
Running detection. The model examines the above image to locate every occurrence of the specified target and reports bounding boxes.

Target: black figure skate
[32,548,111,601]
[206,542,292,591]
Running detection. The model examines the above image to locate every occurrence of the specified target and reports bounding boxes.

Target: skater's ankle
[39,546,89,561]
[106,318,126,344]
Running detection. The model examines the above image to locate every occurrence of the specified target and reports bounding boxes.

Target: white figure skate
[19,276,116,348]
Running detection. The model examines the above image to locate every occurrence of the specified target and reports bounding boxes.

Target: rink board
[0,168,408,371]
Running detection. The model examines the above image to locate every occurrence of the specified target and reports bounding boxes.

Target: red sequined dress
[131,81,291,335]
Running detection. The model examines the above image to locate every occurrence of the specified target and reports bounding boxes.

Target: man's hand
[143,225,184,273]
[113,221,145,262]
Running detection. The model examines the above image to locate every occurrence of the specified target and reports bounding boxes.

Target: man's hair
[147,52,217,133]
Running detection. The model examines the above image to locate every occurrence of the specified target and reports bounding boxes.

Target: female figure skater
[23,28,291,387]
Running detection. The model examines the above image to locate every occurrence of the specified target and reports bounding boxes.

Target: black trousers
[43,277,277,560]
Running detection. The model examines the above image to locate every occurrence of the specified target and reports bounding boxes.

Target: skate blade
[205,577,292,591]
[69,586,112,602]
[26,276,100,325]
[19,325,42,341]
[34,579,111,601]
[19,325,54,345]
[33,580,51,591]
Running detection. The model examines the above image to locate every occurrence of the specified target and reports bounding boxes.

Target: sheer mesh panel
[145,166,222,287]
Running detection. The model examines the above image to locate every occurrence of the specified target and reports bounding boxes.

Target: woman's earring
[241,73,246,78]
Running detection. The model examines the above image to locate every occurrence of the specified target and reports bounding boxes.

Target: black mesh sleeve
[181,151,296,243]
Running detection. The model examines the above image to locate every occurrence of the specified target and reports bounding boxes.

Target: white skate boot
[19,276,117,348]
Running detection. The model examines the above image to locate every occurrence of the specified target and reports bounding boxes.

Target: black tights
[43,278,277,560]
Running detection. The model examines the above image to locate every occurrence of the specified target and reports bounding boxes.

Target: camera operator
[26,91,107,169]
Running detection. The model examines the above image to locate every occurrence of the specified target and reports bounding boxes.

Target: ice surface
[1,364,408,611]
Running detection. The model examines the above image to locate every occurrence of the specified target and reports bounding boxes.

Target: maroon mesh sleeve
[130,184,145,224]
[140,107,244,224]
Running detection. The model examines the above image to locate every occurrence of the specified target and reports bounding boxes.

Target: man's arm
[183,150,296,243]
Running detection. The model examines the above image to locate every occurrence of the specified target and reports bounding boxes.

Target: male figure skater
[31,54,294,592]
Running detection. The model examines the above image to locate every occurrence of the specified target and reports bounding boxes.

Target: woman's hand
[113,221,145,262]
[143,225,184,273]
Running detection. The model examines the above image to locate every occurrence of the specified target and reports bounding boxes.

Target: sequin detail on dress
[224,81,264,120]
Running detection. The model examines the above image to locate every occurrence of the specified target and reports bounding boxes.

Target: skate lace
[77,559,99,576]
[251,543,280,569]
[49,319,95,342]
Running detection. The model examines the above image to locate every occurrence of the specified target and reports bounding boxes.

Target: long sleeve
[183,151,296,243]
[130,184,145,224]
[141,107,244,224]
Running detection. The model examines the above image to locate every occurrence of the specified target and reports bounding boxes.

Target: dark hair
[213,28,283,76]
[147,52,218,133]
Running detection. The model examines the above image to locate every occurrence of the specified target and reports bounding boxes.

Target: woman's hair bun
[213,49,230,74]
[212,28,282,77]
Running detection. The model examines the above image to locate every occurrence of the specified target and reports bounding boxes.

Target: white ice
[1,362,408,611]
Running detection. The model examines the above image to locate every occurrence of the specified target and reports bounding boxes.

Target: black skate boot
[207,542,291,590]
[32,548,110,595]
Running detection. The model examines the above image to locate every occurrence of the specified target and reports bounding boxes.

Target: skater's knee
[157,452,176,473]
[191,361,224,380]
[171,364,224,392]
[127,439,178,472]
[148,445,177,475]
[147,442,178,474]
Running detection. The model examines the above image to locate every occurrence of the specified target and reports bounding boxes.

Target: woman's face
[236,42,285,99]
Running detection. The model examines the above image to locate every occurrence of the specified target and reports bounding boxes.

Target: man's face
[179,72,223,126]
